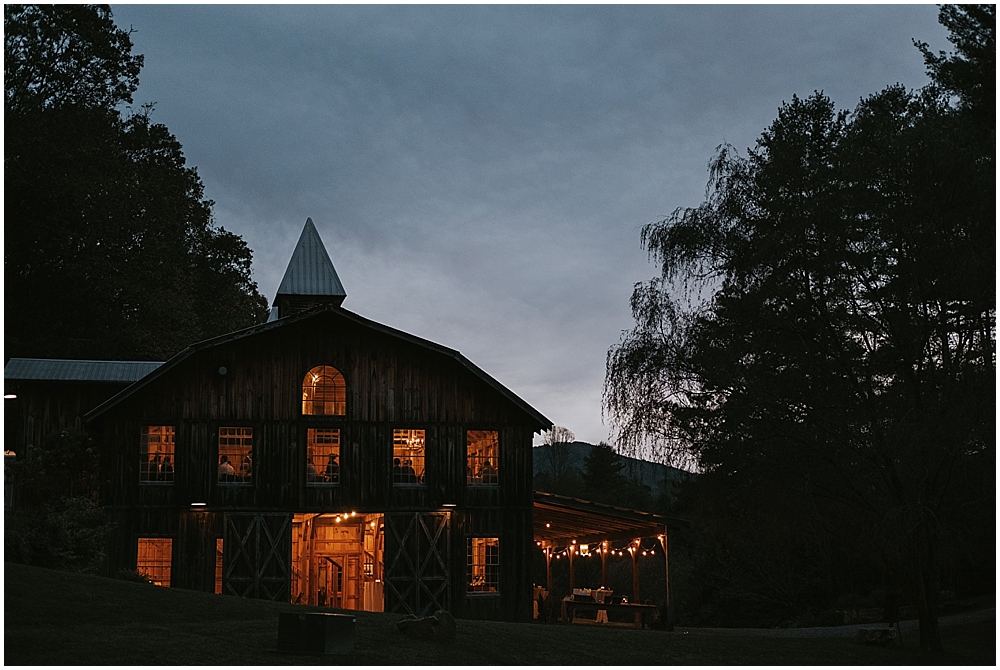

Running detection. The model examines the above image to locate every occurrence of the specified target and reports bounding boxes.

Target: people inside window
[302,365,347,416]
[140,426,175,483]
[467,537,499,593]
[218,427,252,483]
[392,429,425,485]
[137,537,173,587]
[307,428,340,485]
[466,430,499,485]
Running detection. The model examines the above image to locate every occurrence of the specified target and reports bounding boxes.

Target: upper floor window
[392,429,425,485]
[467,430,499,485]
[302,365,346,416]
[307,428,340,484]
[218,427,252,483]
[140,425,175,483]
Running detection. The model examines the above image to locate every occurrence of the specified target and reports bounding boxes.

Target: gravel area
[676,607,996,638]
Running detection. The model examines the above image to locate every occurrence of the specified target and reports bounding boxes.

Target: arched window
[302,365,346,416]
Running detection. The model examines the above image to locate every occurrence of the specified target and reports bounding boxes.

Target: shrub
[4,496,110,574]
[114,568,153,584]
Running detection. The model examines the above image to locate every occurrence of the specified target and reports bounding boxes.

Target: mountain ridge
[532,441,691,495]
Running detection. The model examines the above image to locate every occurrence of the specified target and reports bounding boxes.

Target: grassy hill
[4,562,993,665]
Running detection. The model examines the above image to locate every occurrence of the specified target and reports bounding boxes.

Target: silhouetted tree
[540,426,574,480]
[581,441,624,504]
[605,5,993,650]
[5,4,269,360]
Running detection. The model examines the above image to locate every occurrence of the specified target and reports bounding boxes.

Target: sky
[110,4,948,452]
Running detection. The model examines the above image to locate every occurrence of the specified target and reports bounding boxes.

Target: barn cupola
[270,218,347,320]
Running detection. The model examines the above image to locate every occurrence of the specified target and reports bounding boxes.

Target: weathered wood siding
[5,380,129,453]
[93,310,542,621]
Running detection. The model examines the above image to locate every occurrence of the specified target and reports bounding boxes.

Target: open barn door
[383,512,451,616]
[223,513,292,601]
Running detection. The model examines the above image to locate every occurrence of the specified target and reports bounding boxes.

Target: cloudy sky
[110,4,947,450]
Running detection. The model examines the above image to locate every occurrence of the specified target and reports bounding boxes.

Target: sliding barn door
[223,513,292,601]
[384,512,451,615]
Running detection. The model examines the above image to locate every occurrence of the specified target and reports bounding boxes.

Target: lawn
[4,562,993,665]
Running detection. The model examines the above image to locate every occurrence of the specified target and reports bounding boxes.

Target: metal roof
[533,491,689,547]
[4,358,163,383]
[274,218,347,300]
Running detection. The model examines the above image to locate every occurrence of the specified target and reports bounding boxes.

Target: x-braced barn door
[223,513,292,601]
[384,512,451,616]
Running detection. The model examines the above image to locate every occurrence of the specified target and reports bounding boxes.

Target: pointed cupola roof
[271,218,346,319]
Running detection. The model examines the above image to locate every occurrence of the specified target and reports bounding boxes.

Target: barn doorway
[291,512,384,612]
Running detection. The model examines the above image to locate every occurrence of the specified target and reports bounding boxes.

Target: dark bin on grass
[277,612,355,654]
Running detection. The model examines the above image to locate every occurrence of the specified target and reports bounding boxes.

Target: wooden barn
[83,219,552,622]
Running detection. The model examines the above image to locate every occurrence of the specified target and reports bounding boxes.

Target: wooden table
[560,597,659,629]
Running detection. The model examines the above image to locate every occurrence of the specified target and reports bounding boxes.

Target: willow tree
[605,6,993,650]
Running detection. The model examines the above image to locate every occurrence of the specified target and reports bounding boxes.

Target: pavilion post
[568,546,575,592]
[600,541,608,588]
[545,547,553,594]
[660,529,673,630]
[631,541,639,603]
[630,541,641,628]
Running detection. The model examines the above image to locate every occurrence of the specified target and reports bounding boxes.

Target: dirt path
[676,607,996,638]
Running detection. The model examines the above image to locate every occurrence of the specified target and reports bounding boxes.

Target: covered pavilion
[533,491,689,627]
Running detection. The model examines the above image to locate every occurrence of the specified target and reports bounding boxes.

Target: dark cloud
[110,4,946,446]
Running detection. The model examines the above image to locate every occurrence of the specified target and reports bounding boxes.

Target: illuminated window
[137,537,172,587]
[302,365,346,416]
[140,426,175,483]
[218,427,252,483]
[467,537,499,593]
[466,430,499,485]
[215,538,224,595]
[307,428,340,484]
[392,429,425,485]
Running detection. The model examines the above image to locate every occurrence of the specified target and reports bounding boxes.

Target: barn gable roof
[5,358,163,383]
[274,218,346,303]
[85,304,552,430]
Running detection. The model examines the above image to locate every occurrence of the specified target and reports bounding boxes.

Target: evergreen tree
[5,5,269,360]
[581,441,625,504]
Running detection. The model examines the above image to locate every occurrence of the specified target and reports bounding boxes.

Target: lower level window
[307,428,340,484]
[467,537,499,593]
[215,538,224,595]
[218,427,252,482]
[137,537,172,587]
